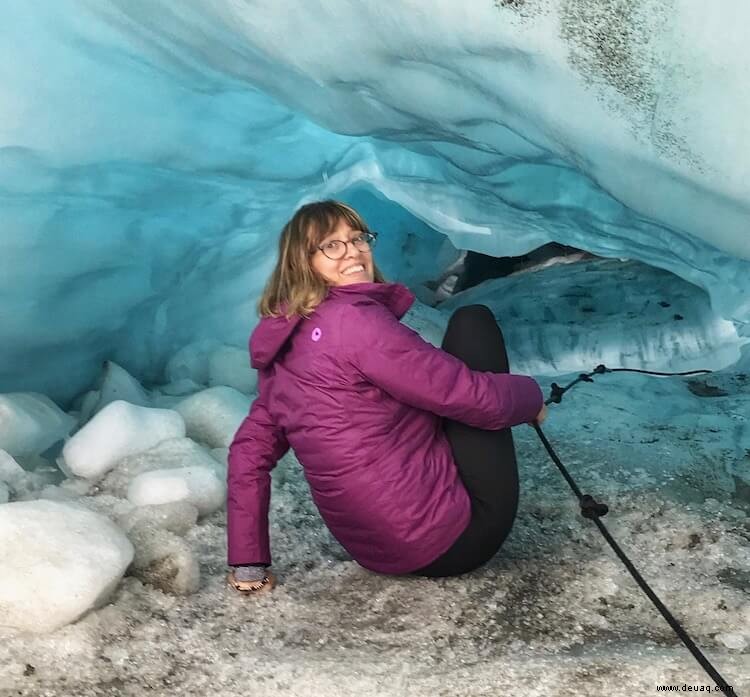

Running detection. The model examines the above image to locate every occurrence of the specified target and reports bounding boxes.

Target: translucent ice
[1,2,749,403]
[75,361,150,425]
[155,378,204,398]
[0,449,25,489]
[165,340,223,386]
[0,393,75,458]
[0,449,59,502]
[208,345,257,394]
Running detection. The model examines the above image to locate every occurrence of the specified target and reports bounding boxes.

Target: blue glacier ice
[0,3,749,696]
[2,0,749,401]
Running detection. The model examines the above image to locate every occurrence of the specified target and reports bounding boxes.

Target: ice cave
[0,2,748,696]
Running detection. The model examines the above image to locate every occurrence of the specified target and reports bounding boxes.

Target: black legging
[414,304,519,577]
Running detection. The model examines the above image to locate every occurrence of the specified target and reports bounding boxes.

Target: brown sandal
[227,569,276,595]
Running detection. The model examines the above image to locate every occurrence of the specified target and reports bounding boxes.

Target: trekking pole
[530,363,739,696]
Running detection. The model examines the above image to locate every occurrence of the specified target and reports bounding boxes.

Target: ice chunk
[148,393,183,410]
[165,340,221,385]
[75,390,100,426]
[127,465,225,516]
[98,437,221,498]
[60,401,185,480]
[208,345,257,394]
[0,450,60,502]
[75,493,136,523]
[0,482,8,504]
[77,361,150,424]
[174,386,250,448]
[716,632,748,650]
[0,393,75,458]
[157,378,204,397]
[96,361,149,407]
[127,521,200,595]
[38,477,93,502]
[0,500,133,633]
[117,501,199,536]
[209,447,229,468]
[0,449,25,487]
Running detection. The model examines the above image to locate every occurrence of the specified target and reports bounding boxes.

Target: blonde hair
[258,200,387,319]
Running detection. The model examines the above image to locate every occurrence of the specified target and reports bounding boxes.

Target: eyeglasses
[315,231,378,260]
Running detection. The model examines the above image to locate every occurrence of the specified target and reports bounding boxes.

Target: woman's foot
[227,567,276,594]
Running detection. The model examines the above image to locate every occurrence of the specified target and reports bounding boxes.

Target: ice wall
[1,1,749,402]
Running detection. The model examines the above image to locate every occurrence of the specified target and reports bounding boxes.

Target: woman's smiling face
[311,219,375,287]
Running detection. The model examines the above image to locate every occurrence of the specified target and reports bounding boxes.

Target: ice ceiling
[2,1,749,403]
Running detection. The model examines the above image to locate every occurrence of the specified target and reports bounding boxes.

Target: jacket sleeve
[226,373,289,567]
[340,301,543,430]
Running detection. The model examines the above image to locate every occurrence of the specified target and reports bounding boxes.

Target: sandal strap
[228,571,275,593]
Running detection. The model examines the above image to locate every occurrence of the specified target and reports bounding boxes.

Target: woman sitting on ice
[226,200,547,593]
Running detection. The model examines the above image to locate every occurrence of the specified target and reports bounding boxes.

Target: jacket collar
[249,282,415,370]
[326,281,415,320]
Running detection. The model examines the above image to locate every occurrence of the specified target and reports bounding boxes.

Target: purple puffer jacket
[227,281,543,574]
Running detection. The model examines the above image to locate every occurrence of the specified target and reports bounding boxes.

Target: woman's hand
[533,404,548,425]
[227,566,276,595]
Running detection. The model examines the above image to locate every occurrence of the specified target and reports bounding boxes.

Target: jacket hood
[249,282,415,370]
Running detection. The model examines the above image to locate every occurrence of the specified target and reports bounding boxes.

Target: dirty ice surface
[0,258,748,697]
